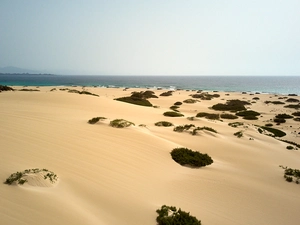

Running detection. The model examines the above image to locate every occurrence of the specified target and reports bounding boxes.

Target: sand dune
[0,86,300,225]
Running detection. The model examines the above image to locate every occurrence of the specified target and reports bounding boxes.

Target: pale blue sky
[1,0,299,75]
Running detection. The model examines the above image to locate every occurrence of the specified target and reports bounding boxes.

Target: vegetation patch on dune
[88,117,107,124]
[4,168,58,185]
[163,111,184,117]
[173,124,217,135]
[264,100,285,105]
[0,85,14,92]
[190,92,220,100]
[236,110,260,120]
[286,98,299,103]
[160,91,173,96]
[19,88,40,92]
[212,99,251,112]
[196,112,220,120]
[284,104,300,109]
[228,122,244,128]
[68,89,99,97]
[279,165,300,184]
[110,119,135,128]
[115,91,154,107]
[183,99,198,104]
[171,147,213,168]
[220,113,238,119]
[259,126,286,137]
[156,205,201,225]
[155,121,174,127]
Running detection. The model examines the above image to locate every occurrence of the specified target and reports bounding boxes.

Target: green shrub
[265,123,273,127]
[155,121,174,127]
[109,119,135,128]
[275,113,293,119]
[156,205,201,225]
[160,91,173,96]
[284,104,300,109]
[273,118,286,123]
[212,99,250,112]
[294,118,300,122]
[292,111,300,116]
[0,85,14,91]
[173,124,195,132]
[236,110,260,117]
[220,113,238,119]
[228,122,244,128]
[4,168,58,185]
[286,98,299,103]
[170,105,180,112]
[191,92,220,100]
[234,131,243,138]
[260,126,286,137]
[115,96,153,107]
[195,112,208,118]
[280,166,300,184]
[196,112,219,120]
[131,90,158,99]
[163,111,184,117]
[174,101,182,105]
[88,117,107,124]
[264,101,285,105]
[171,147,213,167]
[183,99,198,104]
[286,146,294,150]
[192,126,217,135]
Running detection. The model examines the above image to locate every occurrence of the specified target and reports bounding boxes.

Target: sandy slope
[0,86,300,225]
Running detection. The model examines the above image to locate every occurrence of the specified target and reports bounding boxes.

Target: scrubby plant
[156,205,201,225]
[192,126,217,135]
[212,99,251,112]
[286,146,294,150]
[284,104,300,109]
[259,126,286,137]
[109,119,135,128]
[19,88,40,92]
[195,112,219,120]
[292,111,300,116]
[170,105,180,112]
[183,99,198,104]
[265,123,273,127]
[171,147,213,168]
[279,139,300,148]
[173,124,195,132]
[0,85,14,92]
[174,101,183,106]
[4,168,58,185]
[131,90,158,99]
[264,100,285,105]
[155,121,174,127]
[163,111,184,117]
[273,118,286,123]
[88,117,107,124]
[160,91,173,96]
[190,92,220,100]
[280,165,300,184]
[220,113,238,119]
[115,96,152,107]
[275,113,293,119]
[286,98,299,103]
[234,131,243,138]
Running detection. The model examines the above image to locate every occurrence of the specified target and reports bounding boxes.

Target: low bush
[236,110,260,117]
[174,101,182,106]
[273,118,286,123]
[192,126,217,135]
[115,96,152,107]
[19,88,40,92]
[163,111,184,117]
[286,146,294,150]
[0,85,14,92]
[195,112,219,120]
[88,117,107,124]
[131,90,158,99]
[183,99,198,104]
[265,123,273,127]
[292,111,300,116]
[286,98,299,102]
[171,147,213,168]
[190,92,220,100]
[156,205,201,225]
[4,168,58,185]
[228,122,244,128]
[212,99,251,112]
[284,104,300,109]
[260,126,286,137]
[280,165,300,184]
[155,121,174,127]
[195,112,208,118]
[294,118,300,122]
[109,119,135,128]
[160,91,173,96]
[234,131,243,138]
[264,101,285,105]
[275,113,293,119]
[173,124,195,132]
[170,105,180,112]
[220,113,238,119]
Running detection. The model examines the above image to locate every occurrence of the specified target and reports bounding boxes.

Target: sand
[0,86,300,225]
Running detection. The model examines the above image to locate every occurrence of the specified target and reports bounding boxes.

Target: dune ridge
[0,86,300,225]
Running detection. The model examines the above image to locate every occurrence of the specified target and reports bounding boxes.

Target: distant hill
[0,66,43,74]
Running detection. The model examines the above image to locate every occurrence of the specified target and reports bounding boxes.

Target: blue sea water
[0,74,299,95]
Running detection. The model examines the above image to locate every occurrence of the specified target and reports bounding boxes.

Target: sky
[0,0,299,75]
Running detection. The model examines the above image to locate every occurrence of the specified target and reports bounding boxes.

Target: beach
[0,86,300,225]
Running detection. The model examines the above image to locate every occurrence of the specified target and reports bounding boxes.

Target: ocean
[0,75,299,95]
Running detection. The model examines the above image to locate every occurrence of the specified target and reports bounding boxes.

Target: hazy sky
[1,0,299,75]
